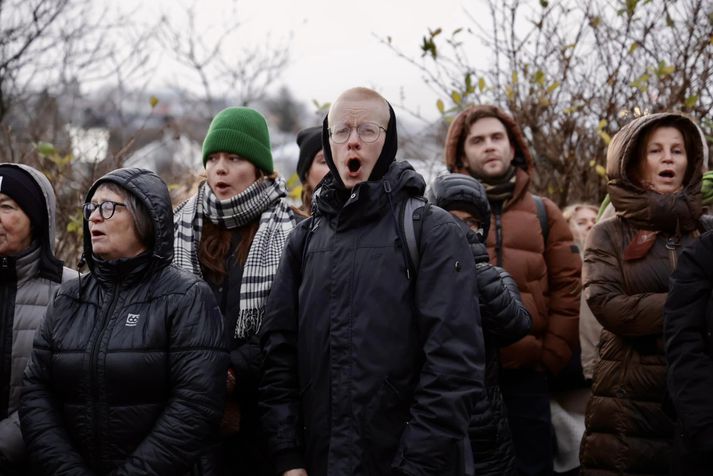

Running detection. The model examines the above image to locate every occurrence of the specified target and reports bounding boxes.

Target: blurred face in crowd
[462,117,515,179]
[206,152,260,200]
[306,150,329,190]
[637,126,687,194]
[0,194,32,256]
[328,91,389,189]
[87,186,146,261]
[568,206,597,247]
[449,209,481,233]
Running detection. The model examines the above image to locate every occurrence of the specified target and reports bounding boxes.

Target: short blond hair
[562,203,598,223]
[328,87,390,127]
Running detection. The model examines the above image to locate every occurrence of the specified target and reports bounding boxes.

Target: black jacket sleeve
[231,334,263,399]
[476,263,533,347]
[393,210,485,475]
[20,295,95,475]
[664,231,713,452]
[113,281,228,475]
[259,225,309,473]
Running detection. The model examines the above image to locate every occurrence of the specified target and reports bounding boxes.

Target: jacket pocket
[364,378,411,474]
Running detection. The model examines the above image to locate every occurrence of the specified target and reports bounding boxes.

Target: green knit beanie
[202,107,273,173]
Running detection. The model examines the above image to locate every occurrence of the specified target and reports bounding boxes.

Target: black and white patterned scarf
[174,178,296,339]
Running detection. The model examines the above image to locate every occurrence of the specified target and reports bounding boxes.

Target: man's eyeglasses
[329,122,387,144]
[82,201,126,220]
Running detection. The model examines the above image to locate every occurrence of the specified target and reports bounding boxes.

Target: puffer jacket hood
[82,168,173,273]
[444,105,533,175]
[427,173,492,241]
[321,102,399,190]
[607,112,705,233]
[0,163,63,282]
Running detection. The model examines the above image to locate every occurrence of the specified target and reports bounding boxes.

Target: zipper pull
[1,257,8,269]
[665,236,680,250]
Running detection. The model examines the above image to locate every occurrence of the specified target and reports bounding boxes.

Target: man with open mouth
[260,87,485,476]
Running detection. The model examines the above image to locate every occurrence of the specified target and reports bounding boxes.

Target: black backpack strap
[399,197,428,279]
[533,195,549,246]
[299,216,319,276]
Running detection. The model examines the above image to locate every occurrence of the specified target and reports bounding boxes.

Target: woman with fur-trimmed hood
[579,112,711,475]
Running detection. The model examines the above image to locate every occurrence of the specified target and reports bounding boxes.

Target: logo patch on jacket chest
[125,313,140,327]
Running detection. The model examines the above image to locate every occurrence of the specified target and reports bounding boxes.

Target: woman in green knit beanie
[174,106,298,476]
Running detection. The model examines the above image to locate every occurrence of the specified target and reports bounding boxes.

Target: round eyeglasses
[82,200,126,220]
[329,122,387,144]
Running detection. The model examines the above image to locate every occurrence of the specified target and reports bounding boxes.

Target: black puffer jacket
[260,161,484,476]
[464,228,531,476]
[20,168,228,475]
[665,230,713,473]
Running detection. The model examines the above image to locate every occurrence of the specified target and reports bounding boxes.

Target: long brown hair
[199,220,259,284]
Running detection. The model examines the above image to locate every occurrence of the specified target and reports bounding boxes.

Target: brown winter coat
[580,112,708,475]
[445,105,581,375]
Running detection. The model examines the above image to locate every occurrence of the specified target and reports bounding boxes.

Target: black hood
[321,102,398,190]
[82,168,174,274]
[314,160,425,228]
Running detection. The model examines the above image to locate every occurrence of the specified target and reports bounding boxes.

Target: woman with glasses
[20,167,228,475]
[173,107,298,476]
[0,163,73,475]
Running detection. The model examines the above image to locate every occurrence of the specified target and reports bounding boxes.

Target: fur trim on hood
[444,105,533,174]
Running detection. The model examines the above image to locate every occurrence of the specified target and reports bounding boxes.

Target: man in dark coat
[259,87,485,476]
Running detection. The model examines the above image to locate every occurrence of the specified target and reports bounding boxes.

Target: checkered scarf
[173,178,296,339]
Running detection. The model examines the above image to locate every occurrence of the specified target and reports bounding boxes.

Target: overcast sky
[134,0,490,121]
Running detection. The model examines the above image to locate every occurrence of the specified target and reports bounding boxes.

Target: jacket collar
[315,161,425,230]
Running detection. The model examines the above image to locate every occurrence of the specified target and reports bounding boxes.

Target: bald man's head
[328,87,390,129]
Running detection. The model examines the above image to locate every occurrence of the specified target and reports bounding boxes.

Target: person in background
[295,125,329,215]
[700,170,713,215]
[0,164,74,475]
[260,87,484,476]
[427,172,532,476]
[580,112,710,475]
[549,203,600,475]
[20,167,227,475]
[174,106,298,476]
[444,104,581,476]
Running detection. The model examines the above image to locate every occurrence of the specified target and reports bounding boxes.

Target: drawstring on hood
[383,180,414,280]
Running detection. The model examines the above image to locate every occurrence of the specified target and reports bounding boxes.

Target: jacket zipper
[665,236,679,270]
[494,209,503,267]
[90,282,120,466]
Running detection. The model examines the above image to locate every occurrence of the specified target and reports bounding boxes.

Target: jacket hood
[0,163,63,282]
[607,112,705,232]
[444,104,533,174]
[321,102,399,190]
[82,168,174,273]
[426,172,492,241]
